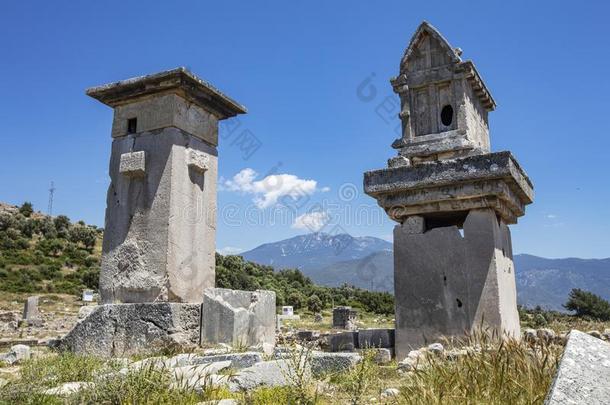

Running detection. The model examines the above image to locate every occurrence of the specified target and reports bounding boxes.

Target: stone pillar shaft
[393,210,519,358]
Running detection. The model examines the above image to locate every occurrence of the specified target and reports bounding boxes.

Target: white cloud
[292,211,330,232]
[217,246,244,255]
[546,214,557,219]
[224,168,323,208]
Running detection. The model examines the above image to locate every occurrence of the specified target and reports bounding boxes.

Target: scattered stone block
[309,351,361,376]
[357,328,395,349]
[43,382,93,397]
[537,328,556,343]
[382,388,400,398]
[119,151,146,177]
[427,342,444,355]
[0,344,31,365]
[332,306,358,330]
[397,349,427,372]
[171,361,231,390]
[328,332,358,352]
[372,348,392,364]
[59,303,200,356]
[190,352,263,369]
[201,288,276,349]
[545,330,610,404]
[297,330,319,342]
[228,359,310,391]
[22,296,41,326]
[523,328,537,343]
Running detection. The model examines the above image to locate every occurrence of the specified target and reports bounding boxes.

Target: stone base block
[358,328,395,349]
[328,332,358,352]
[393,208,520,360]
[200,288,276,348]
[59,303,200,356]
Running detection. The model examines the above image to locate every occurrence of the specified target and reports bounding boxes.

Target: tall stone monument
[364,22,534,359]
[87,68,246,303]
[60,68,247,356]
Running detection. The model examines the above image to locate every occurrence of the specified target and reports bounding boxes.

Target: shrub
[307,294,322,313]
[18,202,34,217]
[288,291,305,310]
[564,288,610,321]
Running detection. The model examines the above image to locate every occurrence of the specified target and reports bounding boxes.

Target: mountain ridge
[241,232,610,311]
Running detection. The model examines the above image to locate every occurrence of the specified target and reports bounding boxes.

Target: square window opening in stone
[127,118,138,134]
[425,211,468,231]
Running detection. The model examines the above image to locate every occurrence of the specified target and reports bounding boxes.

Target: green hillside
[0,202,394,314]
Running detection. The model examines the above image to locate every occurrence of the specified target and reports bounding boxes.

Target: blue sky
[1,1,609,258]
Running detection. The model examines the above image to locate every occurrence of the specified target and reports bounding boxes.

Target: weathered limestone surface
[100,128,219,303]
[200,288,276,348]
[365,151,533,225]
[358,328,395,349]
[22,296,41,326]
[59,303,200,356]
[332,306,358,329]
[88,68,246,304]
[393,209,519,357]
[545,330,610,404]
[363,22,533,360]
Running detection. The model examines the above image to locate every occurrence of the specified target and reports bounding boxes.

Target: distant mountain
[514,254,610,311]
[240,232,392,271]
[241,233,610,311]
[310,250,394,292]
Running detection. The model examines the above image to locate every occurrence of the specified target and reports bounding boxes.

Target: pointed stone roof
[399,21,496,111]
[400,21,461,71]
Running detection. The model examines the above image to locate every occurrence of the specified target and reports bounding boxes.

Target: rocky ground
[2,293,610,403]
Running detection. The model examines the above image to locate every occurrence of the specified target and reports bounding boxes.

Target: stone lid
[364,151,534,224]
[86,67,247,119]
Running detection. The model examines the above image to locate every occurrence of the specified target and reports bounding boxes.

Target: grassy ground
[0,331,564,405]
[281,309,394,332]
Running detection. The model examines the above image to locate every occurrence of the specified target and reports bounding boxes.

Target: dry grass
[398,329,562,405]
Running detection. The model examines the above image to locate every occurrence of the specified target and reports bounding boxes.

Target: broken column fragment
[201,288,276,349]
[363,22,533,360]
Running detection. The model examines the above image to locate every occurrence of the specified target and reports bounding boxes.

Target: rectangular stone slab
[364,151,533,203]
[545,330,610,404]
[200,288,276,349]
[364,151,533,224]
[58,303,201,357]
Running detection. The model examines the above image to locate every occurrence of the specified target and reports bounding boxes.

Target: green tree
[307,294,322,313]
[69,225,97,251]
[54,215,71,239]
[564,288,610,321]
[288,291,305,310]
[19,202,34,217]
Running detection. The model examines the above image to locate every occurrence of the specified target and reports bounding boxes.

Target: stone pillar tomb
[86,68,246,303]
[363,22,534,360]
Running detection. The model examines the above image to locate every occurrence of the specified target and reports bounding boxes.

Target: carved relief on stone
[186,149,209,173]
[119,151,146,177]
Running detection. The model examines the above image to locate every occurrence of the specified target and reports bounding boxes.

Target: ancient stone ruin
[364,22,534,359]
[87,68,246,304]
[332,306,358,330]
[60,68,276,356]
